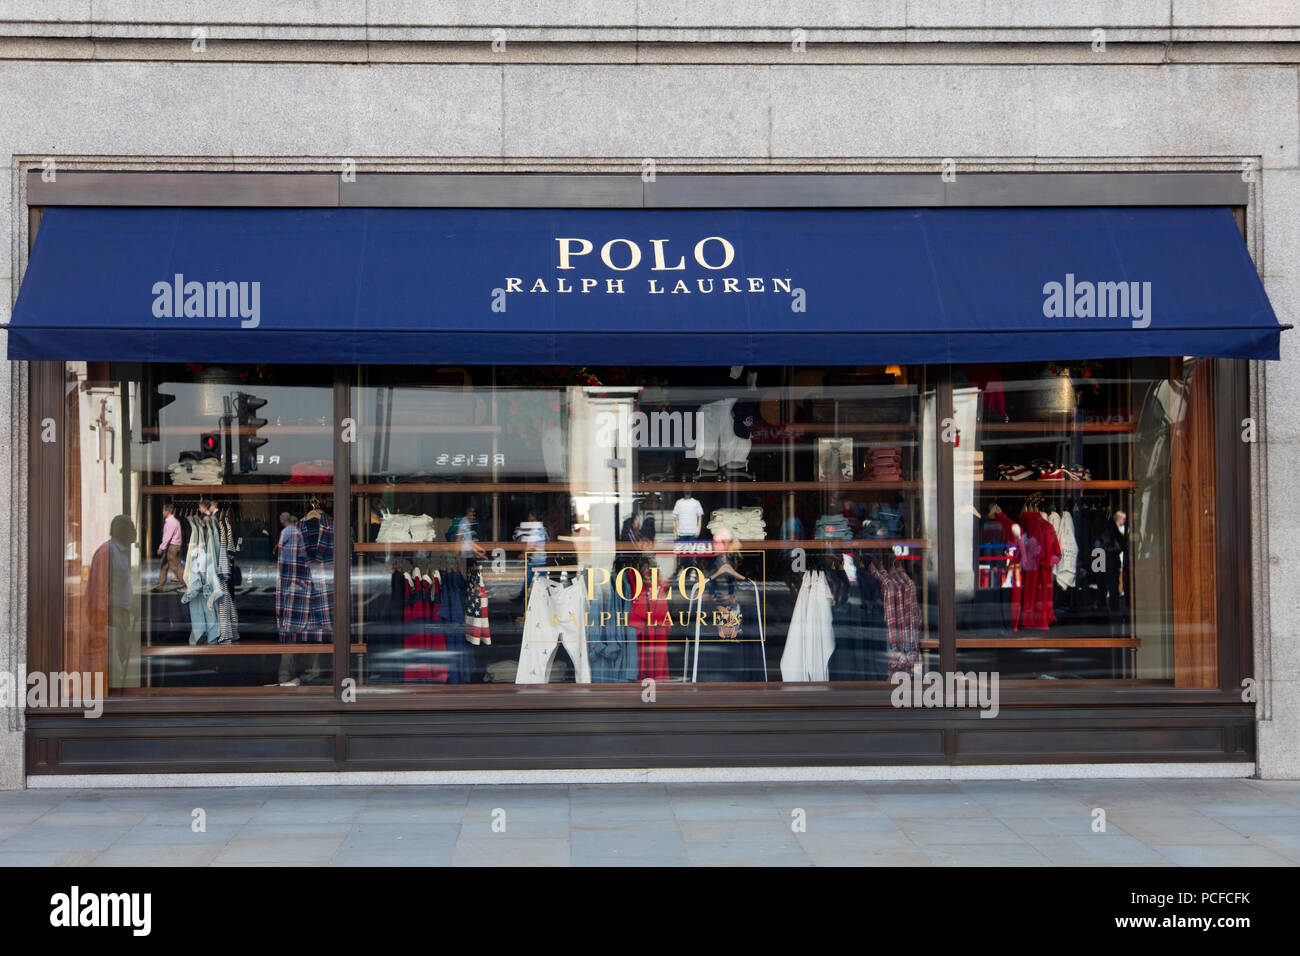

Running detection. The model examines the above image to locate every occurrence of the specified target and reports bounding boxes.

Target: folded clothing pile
[376,513,450,543]
[865,445,903,481]
[707,507,766,541]
[170,457,222,485]
[285,459,333,484]
[813,513,853,540]
[996,460,1092,481]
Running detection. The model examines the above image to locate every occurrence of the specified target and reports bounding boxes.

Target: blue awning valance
[8,205,1286,364]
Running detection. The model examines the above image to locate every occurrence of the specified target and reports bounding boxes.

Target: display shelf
[353,537,930,553]
[142,484,334,495]
[350,480,920,494]
[142,642,366,656]
[974,480,1136,491]
[977,420,1136,434]
[919,637,1141,649]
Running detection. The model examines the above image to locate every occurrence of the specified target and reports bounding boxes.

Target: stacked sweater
[865,446,903,481]
[707,507,766,541]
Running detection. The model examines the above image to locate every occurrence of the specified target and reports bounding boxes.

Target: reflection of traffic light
[140,381,175,442]
[235,392,268,473]
[199,432,221,456]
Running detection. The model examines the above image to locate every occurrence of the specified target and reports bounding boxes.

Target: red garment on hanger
[631,585,670,681]
[403,576,448,683]
[1017,512,1061,630]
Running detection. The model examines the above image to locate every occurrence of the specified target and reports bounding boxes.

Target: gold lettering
[671,280,691,294]
[530,278,548,293]
[748,277,764,293]
[614,566,643,601]
[723,277,741,293]
[556,276,572,293]
[773,277,792,293]
[586,566,610,600]
[505,277,522,292]
[648,279,665,294]
[581,278,598,293]
[606,278,625,294]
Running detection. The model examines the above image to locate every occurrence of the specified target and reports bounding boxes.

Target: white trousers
[780,571,835,682]
[515,578,592,684]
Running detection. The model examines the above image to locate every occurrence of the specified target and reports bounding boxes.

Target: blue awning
[7,206,1286,364]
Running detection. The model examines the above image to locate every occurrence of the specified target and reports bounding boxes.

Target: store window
[62,362,335,691]
[57,359,1223,695]
[349,366,937,686]
[950,357,1198,681]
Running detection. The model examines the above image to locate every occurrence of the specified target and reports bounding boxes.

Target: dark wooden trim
[332,368,351,700]
[24,703,1255,774]
[28,680,1251,717]
[1215,358,1254,693]
[26,362,63,677]
[936,369,957,677]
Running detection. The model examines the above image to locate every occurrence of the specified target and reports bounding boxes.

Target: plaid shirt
[276,524,313,641]
[871,564,920,676]
[299,514,334,643]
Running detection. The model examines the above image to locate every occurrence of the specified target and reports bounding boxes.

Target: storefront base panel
[24,707,1256,777]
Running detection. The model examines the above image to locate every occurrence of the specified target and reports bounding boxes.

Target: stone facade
[2,2,1298,783]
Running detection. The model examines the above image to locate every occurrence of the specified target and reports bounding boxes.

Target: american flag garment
[464,563,491,646]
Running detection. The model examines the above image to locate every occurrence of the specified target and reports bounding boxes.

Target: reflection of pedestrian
[88,515,141,688]
[1100,509,1130,638]
[512,509,548,599]
[155,502,183,589]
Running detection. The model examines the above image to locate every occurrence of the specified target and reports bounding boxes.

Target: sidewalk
[0,777,1297,866]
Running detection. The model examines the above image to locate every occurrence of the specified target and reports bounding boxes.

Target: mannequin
[673,484,704,539]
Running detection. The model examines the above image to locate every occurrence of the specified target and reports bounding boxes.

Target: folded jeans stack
[813,514,853,540]
[170,457,222,485]
[865,446,903,481]
[706,507,767,541]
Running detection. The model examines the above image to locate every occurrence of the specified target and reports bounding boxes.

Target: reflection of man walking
[1100,509,1130,638]
[155,502,183,588]
[88,514,142,687]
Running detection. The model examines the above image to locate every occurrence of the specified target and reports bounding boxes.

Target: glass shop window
[62,362,335,692]
[349,366,938,687]
[951,357,1211,684]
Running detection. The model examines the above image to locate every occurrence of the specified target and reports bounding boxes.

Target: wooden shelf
[143,642,366,656]
[977,420,1136,434]
[142,484,334,495]
[974,480,1136,491]
[920,637,1141,649]
[353,537,930,554]
[351,480,920,494]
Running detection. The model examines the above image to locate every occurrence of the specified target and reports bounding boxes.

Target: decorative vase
[1032,369,1078,418]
